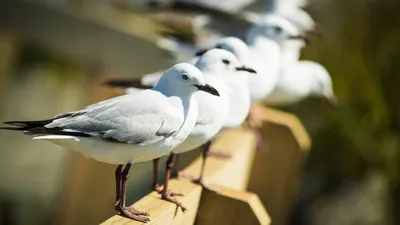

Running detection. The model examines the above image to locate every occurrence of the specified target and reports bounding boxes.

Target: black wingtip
[0,126,25,131]
[2,119,53,129]
[103,78,151,89]
[4,121,29,127]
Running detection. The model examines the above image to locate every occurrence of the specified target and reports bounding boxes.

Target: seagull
[265,60,338,106]
[0,63,220,223]
[196,16,307,128]
[256,15,338,106]
[140,0,319,54]
[264,0,318,34]
[106,49,255,198]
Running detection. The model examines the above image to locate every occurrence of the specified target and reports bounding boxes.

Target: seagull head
[247,14,310,45]
[279,7,321,36]
[157,63,220,97]
[212,37,250,63]
[194,49,257,77]
[195,37,250,63]
[309,65,338,107]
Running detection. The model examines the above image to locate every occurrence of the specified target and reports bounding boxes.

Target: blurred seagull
[0,63,220,223]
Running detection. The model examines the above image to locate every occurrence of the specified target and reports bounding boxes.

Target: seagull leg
[180,141,217,192]
[152,158,163,193]
[246,105,268,151]
[160,153,187,211]
[115,163,150,222]
[153,157,183,196]
[173,154,180,176]
[114,165,122,206]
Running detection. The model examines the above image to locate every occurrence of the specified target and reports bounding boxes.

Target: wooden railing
[56,104,310,225]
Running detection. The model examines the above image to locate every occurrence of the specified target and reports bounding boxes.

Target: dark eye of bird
[274,26,282,33]
[215,45,222,49]
[182,74,189,80]
[222,59,230,65]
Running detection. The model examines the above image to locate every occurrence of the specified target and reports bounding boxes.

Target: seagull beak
[194,84,220,96]
[235,66,257,74]
[325,95,339,107]
[288,34,311,45]
[308,23,323,37]
[195,48,209,56]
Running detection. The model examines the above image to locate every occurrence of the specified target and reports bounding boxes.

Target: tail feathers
[1,119,53,132]
[3,119,53,128]
[1,121,91,137]
[104,78,152,89]
[0,126,26,131]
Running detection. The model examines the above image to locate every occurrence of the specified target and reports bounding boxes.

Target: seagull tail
[0,119,53,132]
[1,119,91,137]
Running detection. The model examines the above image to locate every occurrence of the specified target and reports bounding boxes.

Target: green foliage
[290,0,400,223]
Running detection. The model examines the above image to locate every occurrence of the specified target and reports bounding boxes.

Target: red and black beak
[194,84,220,96]
[308,23,323,37]
[195,48,209,56]
[325,95,339,107]
[288,34,311,45]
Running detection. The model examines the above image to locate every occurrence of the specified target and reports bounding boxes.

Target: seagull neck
[280,41,304,65]
[153,79,190,98]
[173,93,198,143]
[247,36,278,52]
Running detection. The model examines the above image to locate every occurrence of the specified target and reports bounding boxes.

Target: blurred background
[0,0,399,224]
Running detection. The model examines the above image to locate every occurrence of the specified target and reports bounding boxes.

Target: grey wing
[48,91,183,145]
[100,113,182,145]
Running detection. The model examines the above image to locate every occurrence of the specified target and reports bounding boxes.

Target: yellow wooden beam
[247,104,311,225]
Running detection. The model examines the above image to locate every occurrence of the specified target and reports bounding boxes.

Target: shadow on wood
[196,186,270,225]
[101,127,270,225]
[247,105,311,225]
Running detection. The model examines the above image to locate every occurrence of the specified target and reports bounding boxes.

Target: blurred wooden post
[101,127,270,225]
[247,105,311,225]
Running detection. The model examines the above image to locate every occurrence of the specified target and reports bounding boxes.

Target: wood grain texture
[247,104,311,225]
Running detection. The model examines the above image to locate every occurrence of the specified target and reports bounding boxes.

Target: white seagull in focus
[0,63,220,223]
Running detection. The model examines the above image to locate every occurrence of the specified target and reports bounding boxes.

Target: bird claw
[161,192,187,212]
[116,206,150,223]
[154,184,184,197]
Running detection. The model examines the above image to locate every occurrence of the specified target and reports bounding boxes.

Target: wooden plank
[101,127,270,224]
[196,186,271,225]
[247,104,311,225]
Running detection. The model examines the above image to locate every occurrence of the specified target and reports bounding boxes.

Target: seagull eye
[274,26,282,33]
[222,59,230,65]
[182,74,189,80]
[215,45,222,49]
